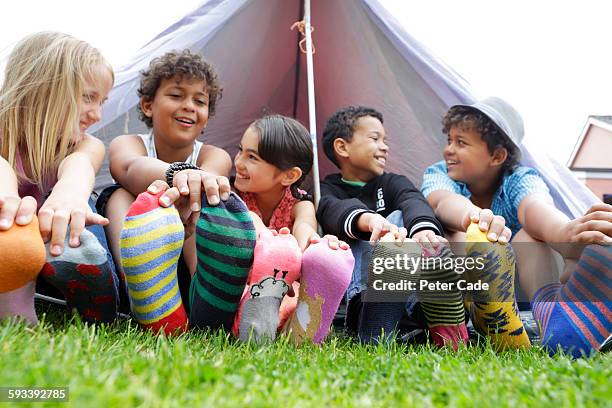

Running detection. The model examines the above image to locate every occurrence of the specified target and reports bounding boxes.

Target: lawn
[0,309,610,408]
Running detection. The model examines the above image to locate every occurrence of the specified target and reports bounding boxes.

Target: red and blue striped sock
[121,191,188,335]
[532,244,611,358]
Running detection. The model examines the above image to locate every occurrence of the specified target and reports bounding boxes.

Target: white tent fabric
[91,0,599,219]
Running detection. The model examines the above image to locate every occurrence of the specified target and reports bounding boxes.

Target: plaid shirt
[421,161,552,236]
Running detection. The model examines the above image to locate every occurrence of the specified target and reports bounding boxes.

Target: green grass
[0,311,610,408]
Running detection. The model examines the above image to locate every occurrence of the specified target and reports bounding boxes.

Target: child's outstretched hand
[38,194,108,256]
[171,169,231,211]
[0,195,38,230]
[359,213,408,244]
[146,180,198,239]
[308,233,350,251]
[462,208,512,243]
[411,229,448,254]
[561,203,612,244]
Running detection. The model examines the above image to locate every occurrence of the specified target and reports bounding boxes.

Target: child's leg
[465,223,531,349]
[0,218,46,325]
[532,244,611,358]
[513,228,560,301]
[284,239,354,344]
[190,193,256,332]
[120,191,187,334]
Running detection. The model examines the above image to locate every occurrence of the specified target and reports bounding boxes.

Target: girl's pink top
[15,151,57,209]
[239,187,309,231]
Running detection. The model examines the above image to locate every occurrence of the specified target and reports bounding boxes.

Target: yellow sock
[465,223,531,349]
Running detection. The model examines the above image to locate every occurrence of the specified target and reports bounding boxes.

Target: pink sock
[285,239,354,344]
[233,228,302,342]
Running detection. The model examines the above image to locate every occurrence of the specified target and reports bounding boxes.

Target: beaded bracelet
[165,162,200,186]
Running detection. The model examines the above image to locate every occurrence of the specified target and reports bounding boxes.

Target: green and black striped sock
[189,193,256,331]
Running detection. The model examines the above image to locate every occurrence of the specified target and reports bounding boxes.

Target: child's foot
[190,193,256,331]
[234,228,302,343]
[466,223,531,349]
[121,191,187,334]
[0,217,46,293]
[418,245,469,350]
[42,228,118,324]
[284,238,354,344]
[0,218,46,325]
[532,244,611,358]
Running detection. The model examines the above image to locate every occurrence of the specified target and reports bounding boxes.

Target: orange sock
[0,217,46,293]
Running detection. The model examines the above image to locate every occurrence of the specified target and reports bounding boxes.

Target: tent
[91,0,599,218]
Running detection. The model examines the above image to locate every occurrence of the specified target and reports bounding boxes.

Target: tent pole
[303,0,321,209]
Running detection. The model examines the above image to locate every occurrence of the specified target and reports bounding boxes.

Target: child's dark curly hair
[322,106,383,167]
[137,49,222,128]
[442,106,521,173]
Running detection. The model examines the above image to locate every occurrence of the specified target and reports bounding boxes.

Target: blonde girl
[0,32,118,325]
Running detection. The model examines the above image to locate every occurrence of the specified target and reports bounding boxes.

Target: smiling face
[443,124,499,184]
[233,127,286,194]
[140,76,209,148]
[337,115,388,182]
[77,65,113,136]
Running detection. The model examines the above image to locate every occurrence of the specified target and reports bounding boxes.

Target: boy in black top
[318,106,468,348]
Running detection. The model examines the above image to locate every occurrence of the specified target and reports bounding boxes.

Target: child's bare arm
[519,195,612,254]
[109,134,165,195]
[427,190,511,242]
[0,156,37,230]
[292,200,349,252]
[40,134,108,255]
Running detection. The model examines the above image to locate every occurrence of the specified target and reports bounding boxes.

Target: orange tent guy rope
[290,20,315,54]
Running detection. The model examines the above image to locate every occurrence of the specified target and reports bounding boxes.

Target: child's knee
[512,228,538,243]
[0,217,46,292]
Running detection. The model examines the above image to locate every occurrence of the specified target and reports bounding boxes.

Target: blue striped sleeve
[421,161,462,198]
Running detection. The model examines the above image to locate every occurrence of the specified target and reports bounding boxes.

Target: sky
[1,0,611,165]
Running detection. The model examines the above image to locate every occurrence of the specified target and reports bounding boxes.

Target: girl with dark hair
[229,114,355,345]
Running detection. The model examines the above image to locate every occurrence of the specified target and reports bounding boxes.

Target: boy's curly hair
[137,50,222,128]
[442,106,521,173]
[322,106,383,167]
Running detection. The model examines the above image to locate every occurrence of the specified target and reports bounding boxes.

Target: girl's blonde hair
[0,31,114,187]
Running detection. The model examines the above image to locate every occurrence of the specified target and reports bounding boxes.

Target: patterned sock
[466,223,531,349]
[42,228,118,324]
[120,191,187,334]
[284,238,354,344]
[418,246,468,350]
[0,217,46,293]
[234,228,302,343]
[532,244,612,358]
[190,193,256,331]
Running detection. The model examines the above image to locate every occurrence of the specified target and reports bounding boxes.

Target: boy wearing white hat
[422,97,611,356]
